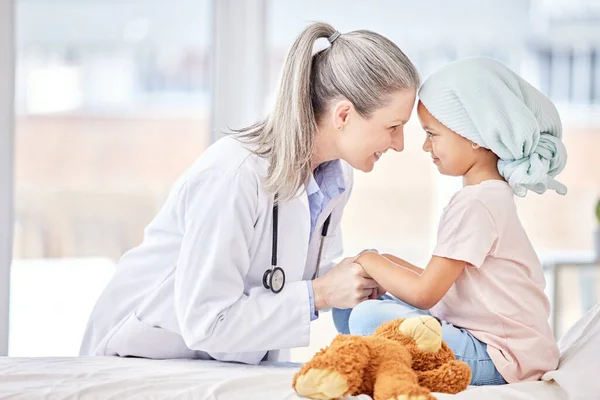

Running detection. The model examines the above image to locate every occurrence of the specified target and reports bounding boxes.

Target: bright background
[3,0,600,360]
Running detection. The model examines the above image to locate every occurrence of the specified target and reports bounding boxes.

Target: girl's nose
[422,136,432,152]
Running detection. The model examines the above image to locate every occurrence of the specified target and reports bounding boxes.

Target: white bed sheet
[0,356,567,400]
[6,302,600,400]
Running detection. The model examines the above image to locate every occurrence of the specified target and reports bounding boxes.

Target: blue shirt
[305,160,346,320]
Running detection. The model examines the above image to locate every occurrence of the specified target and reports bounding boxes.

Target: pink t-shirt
[430,180,559,383]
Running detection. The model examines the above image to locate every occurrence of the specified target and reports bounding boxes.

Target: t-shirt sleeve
[433,197,497,268]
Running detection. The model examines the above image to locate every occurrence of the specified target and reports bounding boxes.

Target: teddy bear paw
[294,368,349,400]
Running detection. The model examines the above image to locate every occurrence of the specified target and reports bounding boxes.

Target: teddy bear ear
[373,318,405,337]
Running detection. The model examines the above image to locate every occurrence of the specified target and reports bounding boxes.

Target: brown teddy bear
[293,315,471,400]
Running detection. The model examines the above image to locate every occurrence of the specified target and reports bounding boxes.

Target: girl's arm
[380,254,423,275]
[356,251,465,310]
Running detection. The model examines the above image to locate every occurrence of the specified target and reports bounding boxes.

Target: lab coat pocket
[105,311,198,359]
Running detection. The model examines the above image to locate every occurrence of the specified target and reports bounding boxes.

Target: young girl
[333,57,565,386]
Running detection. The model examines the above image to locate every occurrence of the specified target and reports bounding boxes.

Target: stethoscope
[262,194,332,294]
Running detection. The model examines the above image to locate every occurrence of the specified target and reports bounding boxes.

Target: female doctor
[80,23,420,364]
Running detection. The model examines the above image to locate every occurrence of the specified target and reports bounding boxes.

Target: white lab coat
[80,136,354,364]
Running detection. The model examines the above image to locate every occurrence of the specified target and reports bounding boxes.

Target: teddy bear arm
[416,360,472,395]
[372,358,434,400]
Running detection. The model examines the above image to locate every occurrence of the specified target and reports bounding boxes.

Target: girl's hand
[369,283,387,299]
[358,248,379,256]
[356,250,387,299]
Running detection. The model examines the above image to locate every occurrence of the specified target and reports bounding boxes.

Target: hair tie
[328,31,341,44]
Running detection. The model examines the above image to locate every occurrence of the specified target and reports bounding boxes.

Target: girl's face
[417,101,478,176]
[335,89,416,172]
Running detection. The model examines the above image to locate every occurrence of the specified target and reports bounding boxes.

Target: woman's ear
[332,100,353,131]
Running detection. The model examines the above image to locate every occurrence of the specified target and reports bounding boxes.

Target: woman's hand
[312,257,380,310]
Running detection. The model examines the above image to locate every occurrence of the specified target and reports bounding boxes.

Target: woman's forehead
[377,90,416,121]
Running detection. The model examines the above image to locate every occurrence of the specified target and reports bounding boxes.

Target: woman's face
[335,89,416,172]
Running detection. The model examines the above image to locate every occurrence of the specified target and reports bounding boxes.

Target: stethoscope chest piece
[263,267,286,294]
[263,193,330,294]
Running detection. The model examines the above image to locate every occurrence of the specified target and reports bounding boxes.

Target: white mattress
[0,357,567,400]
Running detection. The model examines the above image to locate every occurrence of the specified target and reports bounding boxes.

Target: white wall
[0,0,15,356]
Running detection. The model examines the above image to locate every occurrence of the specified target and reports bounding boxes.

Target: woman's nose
[390,128,404,152]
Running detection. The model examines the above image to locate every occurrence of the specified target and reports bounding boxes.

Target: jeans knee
[348,300,384,335]
[350,299,381,320]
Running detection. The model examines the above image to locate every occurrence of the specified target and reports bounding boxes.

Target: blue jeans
[332,295,507,386]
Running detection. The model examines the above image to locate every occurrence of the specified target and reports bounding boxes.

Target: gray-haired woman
[80,22,420,364]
